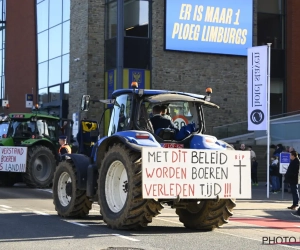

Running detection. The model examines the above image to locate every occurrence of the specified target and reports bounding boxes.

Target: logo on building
[132,71,141,84]
[250,109,264,125]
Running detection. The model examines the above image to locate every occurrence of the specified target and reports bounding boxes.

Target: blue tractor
[52,83,236,230]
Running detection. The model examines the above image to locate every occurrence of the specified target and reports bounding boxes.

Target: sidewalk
[233,182,298,221]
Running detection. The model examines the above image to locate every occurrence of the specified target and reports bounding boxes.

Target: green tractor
[0,111,74,188]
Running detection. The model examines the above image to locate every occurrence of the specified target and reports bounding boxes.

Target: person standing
[58,135,72,155]
[284,151,300,210]
[269,156,280,193]
[251,157,258,186]
[248,146,256,159]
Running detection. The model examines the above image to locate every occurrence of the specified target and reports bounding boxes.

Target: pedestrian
[240,144,246,151]
[248,146,256,159]
[289,146,295,153]
[269,156,280,193]
[58,135,72,155]
[274,144,284,157]
[284,150,300,210]
[251,157,258,186]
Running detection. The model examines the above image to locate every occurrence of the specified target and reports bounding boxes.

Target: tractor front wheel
[98,143,163,230]
[53,161,92,218]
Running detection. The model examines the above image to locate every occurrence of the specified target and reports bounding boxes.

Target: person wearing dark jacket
[269,156,280,193]
[150,105,176,133]
[284,151,300,210]
[251,157,258,186]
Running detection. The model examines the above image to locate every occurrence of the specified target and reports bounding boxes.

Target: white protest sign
[0,147,28,172]
[142,148,251,199]
[279,152,290,174]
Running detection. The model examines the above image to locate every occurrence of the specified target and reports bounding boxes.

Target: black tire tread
[176,198,236,231]
[99,143,163,230]
[53,161,92,218]
[23,145,56,188]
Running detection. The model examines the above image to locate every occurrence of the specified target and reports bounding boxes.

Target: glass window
[64,83,69,100]
[38,88,48,104]
[62,21,70,54]
[258,0,283,14]
[124,0,149,37]
[63,0,70,21]
[108,94,132,135]
[49,57,61,86]
[106,1,117,39]
[49,85,60,102]
[38,31,48,62]
[49,25,62,59]
[105,38,117,70]
[62,54,69,82]
[124,37,150,69]
[37,0,49,32]
[49,0,62,28]
[38,62,48,88]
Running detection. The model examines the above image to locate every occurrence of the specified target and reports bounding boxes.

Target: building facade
[2,0,299,135]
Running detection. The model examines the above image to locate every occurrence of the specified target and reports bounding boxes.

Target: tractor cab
[76,119,99,156]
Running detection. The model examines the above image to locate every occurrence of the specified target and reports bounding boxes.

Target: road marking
[24,208,50,216]
[0,205,12,209]
[217,231,300,249]
[37,189,53,194]
[0,236,75,242]
[0,208,11,212]
[64,221,89,227]
[155,217,300,249]
[111,234,140,242]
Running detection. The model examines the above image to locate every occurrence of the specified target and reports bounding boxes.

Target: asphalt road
[1,184,300,250]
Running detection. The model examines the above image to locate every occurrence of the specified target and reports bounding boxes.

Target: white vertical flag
[247,45,268,131]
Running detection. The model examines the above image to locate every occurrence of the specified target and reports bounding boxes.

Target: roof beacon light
[205,88,212,101]
[131,82,138,89]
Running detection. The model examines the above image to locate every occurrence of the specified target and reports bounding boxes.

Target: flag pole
[267,43,272,198]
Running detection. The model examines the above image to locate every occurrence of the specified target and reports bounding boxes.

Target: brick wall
[151,0,257,134]
[69,0,105,130]
[286,0,300,112]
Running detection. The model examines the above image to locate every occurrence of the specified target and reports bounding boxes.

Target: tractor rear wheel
[23,146,56,188]
[176,199,236,231]
[98,143,163,230]
[53,161,92,218]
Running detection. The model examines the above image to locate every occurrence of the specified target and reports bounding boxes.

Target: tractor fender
[95,133,161,166]
[22,139,58,157]
[64,153,91,190]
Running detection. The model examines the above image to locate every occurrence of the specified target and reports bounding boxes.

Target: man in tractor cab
[58,135,72,155]
[150,105,176,133]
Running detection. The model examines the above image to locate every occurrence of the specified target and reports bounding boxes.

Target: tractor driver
[150,105,176,133]
[58,135,72,155]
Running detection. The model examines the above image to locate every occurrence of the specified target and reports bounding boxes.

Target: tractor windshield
[142,101,199,131]
[7,120,36,138]
[108,94,132,136]
[0,122,9,138]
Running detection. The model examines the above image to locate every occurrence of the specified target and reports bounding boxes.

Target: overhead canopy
[145,94,219,109]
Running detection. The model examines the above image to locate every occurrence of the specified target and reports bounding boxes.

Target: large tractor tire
[23,146,56,188]
[176,199,236,231]
[98,144,163,230]
[53,161,92,218]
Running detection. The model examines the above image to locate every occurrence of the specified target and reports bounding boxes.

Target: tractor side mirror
[81,95,90,111]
